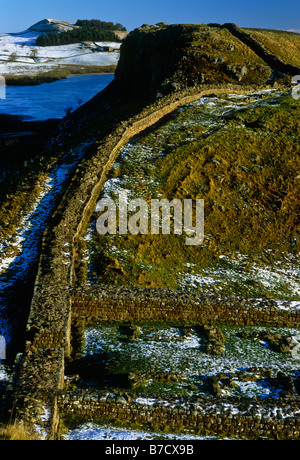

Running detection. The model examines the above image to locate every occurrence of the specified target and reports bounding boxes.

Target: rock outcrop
[113,23,272,99]
[237,330,300,356]
[197,325,225,355]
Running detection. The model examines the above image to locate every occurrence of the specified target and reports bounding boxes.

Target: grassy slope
[190,26,265,65]
[174,24,271,87]
[85,90,300,298]
[242,28,300,68]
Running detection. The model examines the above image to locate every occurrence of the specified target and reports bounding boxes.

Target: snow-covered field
[0,28,120,77]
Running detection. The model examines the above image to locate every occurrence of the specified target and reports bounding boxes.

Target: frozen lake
[0,73,114,120]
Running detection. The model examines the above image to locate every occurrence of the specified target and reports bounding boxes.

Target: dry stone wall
[59,390,300,440]
[222,23,300,76]
[72,285,300,328]
[23,84,260,355]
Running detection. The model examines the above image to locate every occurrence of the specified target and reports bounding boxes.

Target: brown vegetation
[0,421,39,440]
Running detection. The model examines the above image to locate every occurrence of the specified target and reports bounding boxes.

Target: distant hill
[0,18,121,83]
[26,18,79,34]
[28,18,127,46]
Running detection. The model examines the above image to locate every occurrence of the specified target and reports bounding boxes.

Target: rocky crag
[114,22,271,99]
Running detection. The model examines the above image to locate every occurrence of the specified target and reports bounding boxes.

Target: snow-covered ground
[84,324,300,396]
[0,27,120,77]
[64,422,221,440]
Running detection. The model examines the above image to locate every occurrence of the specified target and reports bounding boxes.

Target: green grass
[0,134,86,269]
[182,27,271,86]
[191,26,266,66]
[243,28,300,68]
[82,89,300,298]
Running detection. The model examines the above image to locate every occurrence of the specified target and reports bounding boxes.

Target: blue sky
[1,0,299,33]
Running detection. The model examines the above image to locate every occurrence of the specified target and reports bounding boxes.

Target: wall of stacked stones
[72,286,300,328]
[59,391,300,439]
[222,23,300,76]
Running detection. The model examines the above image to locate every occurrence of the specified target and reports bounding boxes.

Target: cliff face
[114,24,196,98]
[113,23,272,100]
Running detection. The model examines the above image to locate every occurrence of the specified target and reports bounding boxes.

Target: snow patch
[64,422,219,440]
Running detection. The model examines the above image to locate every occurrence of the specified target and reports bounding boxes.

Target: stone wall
[24,84,258,355]
[222,23,300,76]
[72,285,300,328]
[59,390,300,440]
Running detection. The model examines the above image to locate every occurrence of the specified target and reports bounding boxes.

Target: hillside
[26,18,79,34]
[242,27,300,68]
[63,21,299,136]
